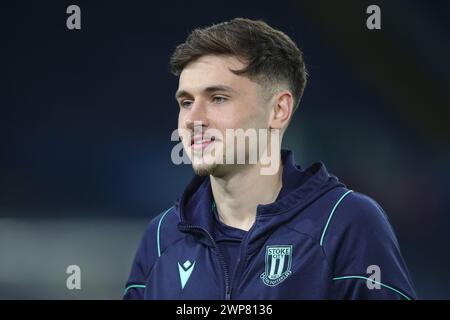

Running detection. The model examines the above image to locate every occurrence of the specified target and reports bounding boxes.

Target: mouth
[190,135,216,150]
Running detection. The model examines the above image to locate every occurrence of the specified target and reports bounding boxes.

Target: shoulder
[320,190,403,268]
[321,190,396,245]
[288,188,390,244]
[140,206,183,258]
[124,205,183,299]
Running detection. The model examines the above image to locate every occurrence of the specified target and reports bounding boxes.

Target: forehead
[178,55,257,93]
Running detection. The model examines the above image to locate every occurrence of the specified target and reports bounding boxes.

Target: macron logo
[178,260,196,289]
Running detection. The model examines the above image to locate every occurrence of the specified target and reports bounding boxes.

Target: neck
[210,154,283,231]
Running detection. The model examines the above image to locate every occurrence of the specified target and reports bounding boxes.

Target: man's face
[176,55,271,177]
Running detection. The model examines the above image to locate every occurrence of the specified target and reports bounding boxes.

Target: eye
[212,96,227,104]
[180,99,193,108]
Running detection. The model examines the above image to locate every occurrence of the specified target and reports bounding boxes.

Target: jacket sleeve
[323,191,417,300]
[123,218,159,300]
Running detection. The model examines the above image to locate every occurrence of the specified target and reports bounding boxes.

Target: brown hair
[170,18,308,111]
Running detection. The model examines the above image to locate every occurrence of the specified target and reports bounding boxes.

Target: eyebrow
[175,85,238,100]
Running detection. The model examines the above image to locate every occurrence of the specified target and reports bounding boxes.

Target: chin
[192,162,219,177]
[188,147,221,176]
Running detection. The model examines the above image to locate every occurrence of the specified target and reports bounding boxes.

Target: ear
[268,91,294,131]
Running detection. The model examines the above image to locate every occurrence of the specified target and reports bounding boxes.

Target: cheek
[239,105,269,129]
[177,110,185,128]
[221,101,256,126]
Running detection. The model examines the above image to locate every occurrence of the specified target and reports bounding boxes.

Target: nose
[184,101,209,131]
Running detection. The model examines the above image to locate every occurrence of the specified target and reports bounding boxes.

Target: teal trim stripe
[333,275,412,300]
[157,207,173,257]
[123,284,146,296]
[320,190,353,246]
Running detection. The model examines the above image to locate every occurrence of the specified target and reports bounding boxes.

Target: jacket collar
[176,149,344,245]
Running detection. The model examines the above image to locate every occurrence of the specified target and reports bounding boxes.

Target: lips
[191,135,216,150]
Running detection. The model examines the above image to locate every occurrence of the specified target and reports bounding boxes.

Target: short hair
[170,18,308,112]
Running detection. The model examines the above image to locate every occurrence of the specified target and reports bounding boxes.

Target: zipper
[179,225,231,300]
[229,230,252,299]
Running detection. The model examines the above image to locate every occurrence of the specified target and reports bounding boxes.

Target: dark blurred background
[1,0,449,299]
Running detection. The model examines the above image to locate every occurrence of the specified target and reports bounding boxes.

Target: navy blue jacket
[124,150,417,300]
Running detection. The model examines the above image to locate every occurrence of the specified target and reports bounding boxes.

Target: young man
[124,18,417,300]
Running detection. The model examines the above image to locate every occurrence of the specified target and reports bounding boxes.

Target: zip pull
[225,285,231,300]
